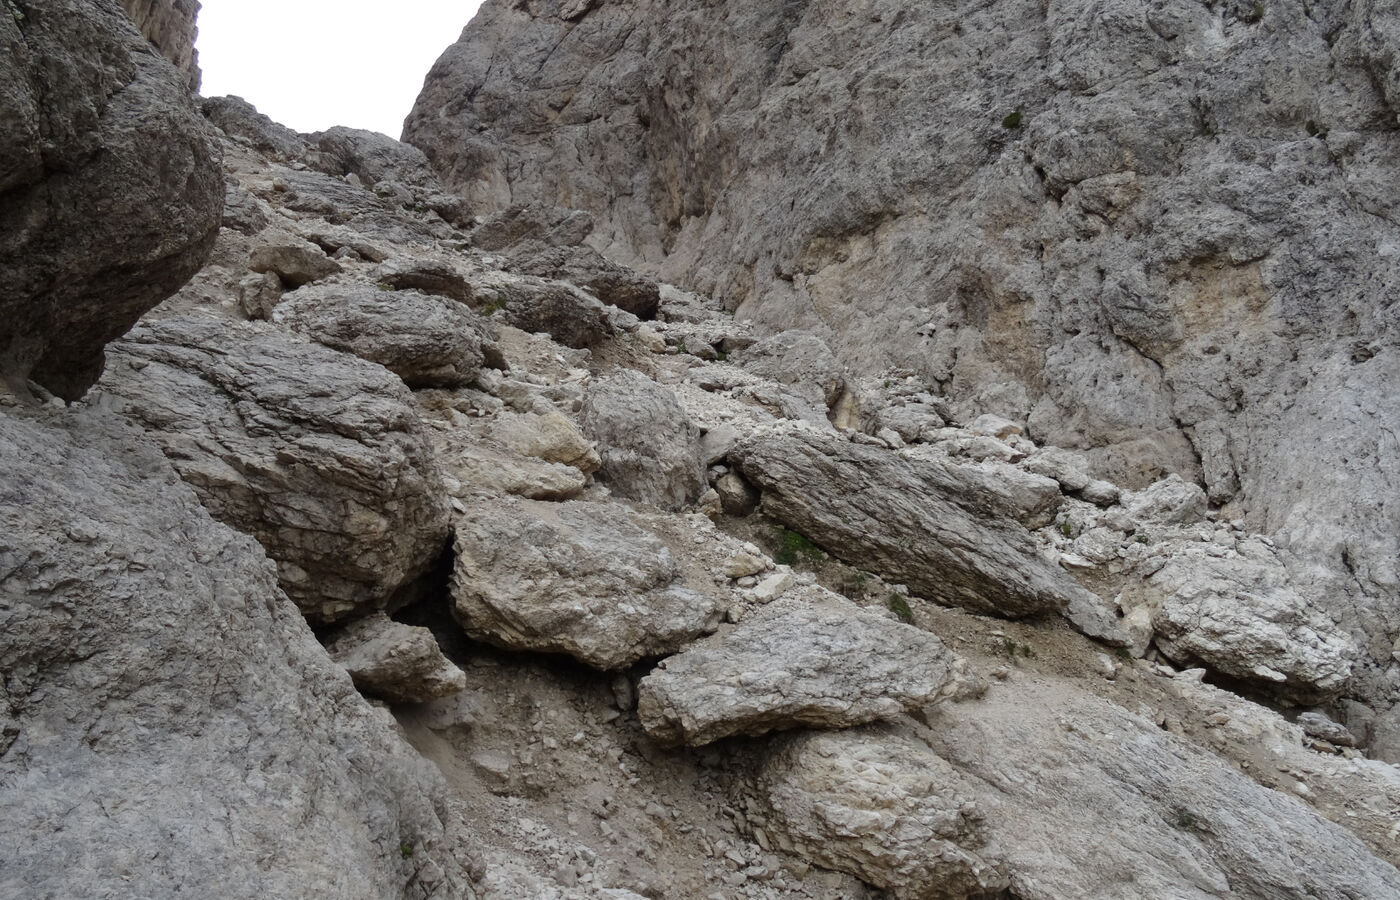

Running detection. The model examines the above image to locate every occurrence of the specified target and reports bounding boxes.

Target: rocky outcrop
[98,316,450,623]
[580,370,706,511]
[273,284,496,388]
[1,0,222,399]
[120,0,200,89]
[731,430,1088,618]
[912,680,1400,899]
[324,612,467,705]
[407,0,1400,702]
[451,497,724,669]
[637,596,960,746]
[0,405,468,898]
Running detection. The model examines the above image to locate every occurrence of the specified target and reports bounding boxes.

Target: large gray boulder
[451,497,723,670]
[405,0,1400,707]
[637,595,960,746]
[324,612,467,705]
[98,316,451,623]
[1,0,223,399]
[0,404,469,898]
[749,729,1011,900]
[731,430,1089,617]
[580,370,706,511]
[273,283,496,389]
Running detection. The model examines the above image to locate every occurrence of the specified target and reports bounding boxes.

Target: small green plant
[883,379,893,388]
[774,527,824,566]
[888,593,915,624]
[1000,637,1036,660]
[1114,646,1133,661]
[715,350,728,362]
[1305,119,1328,138]
[399,842,414,859]
[376,282,394,291]
[1240,2,1264,23]
[1001,108,1024,130]
[1060,520,1074,538]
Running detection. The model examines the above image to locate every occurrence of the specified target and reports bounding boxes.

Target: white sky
[197,0,486,139]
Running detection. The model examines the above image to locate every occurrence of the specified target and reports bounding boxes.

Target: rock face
[407,0,1400,696]
[273,284,494,388]
[324,612,467,705]
[580,370,706,511]
[915,681,1400,899]
[637,596,960,746]
[120,0,201,89]
[98,316,450,623]
[732,430,1088,617]
[451,497,723,669]
[0,405,467,898]
[0,0,223,399]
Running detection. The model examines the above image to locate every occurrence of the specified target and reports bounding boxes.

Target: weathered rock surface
[473,274,612,349]
[581,370,705,511]
[750,729,1010,899]
[0,405,467,898]
[637,596,959,746]
[201,94,307,159]
[407,0,1400,701]
[474,205,661,319]
[273,283,494,388]
[915,680,1400,899]
[324,612,467,705]
[98,316,450,623]
[451,497,723,669]
[249,241,342,288]
[732,430,1088,617]
[375,256,474,302]
[1,0,222,399]
[1125,539,1357,697]
[120,0,200,89]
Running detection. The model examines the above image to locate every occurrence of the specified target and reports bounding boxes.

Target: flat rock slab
[99,316,450,623]
[637,596,959,746]
[273,283,495,388]
[451,497,723,670]
[324,612,466,705]
[732,430,1088,617]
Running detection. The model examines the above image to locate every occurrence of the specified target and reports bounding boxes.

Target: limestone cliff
[121,0,201,89]
[406,0,1400,722]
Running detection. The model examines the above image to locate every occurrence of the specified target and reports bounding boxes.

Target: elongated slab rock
[451,497,723,669]
[99,316,450,623]
[637,595,959,746]
[324,612,466,705]
[732,430,1087,617]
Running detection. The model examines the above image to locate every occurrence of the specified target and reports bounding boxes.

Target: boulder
[471,204,660,318]
[737,331,848,413]
[324,612,466,705]
[473,275,612,349]
[0,404,468,898]
[750,728,1010,899]
[98,316,450,623]
[273,284,494,388]
[732,431,1091,617]
[1124,539,1356,697]
[580,371,706,511]
[248,242,342,288]
[637,595,960,746]
[1124,474,1210,526]
[451,497,723,670]
[476,408,600,474]
[374,257,474,303]
[1,0,222,399]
